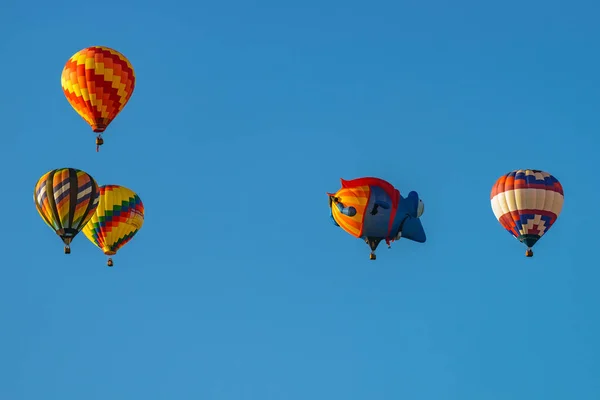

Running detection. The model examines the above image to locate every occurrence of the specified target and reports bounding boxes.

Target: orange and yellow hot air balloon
[82,185,144,267]
[61,46,136,151]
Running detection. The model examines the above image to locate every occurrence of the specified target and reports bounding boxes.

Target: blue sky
[1,0,599,399]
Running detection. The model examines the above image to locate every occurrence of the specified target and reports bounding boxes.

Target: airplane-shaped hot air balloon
[327,177,426,260]
[490,169,564,257]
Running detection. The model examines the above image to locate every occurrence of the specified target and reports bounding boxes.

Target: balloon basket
[96,136,104,152]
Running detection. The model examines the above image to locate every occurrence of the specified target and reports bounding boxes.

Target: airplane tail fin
[401,217,426,243]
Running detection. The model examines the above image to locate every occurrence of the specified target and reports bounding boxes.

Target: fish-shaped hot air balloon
[491,169,564,257]
[327,177,426,260]
[61,46,136,152]
[82,185,144,267]
[34,168,100,253]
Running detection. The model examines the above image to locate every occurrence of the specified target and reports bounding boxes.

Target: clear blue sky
[1,0,599,399]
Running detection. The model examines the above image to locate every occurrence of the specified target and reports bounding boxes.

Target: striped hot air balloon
[34,168,100,254]
[61,46,136,151]
[490,169,564,257]
[82,185,144,267]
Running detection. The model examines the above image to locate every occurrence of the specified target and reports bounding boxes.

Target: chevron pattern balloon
[82,185,144,266]
[61,46,135,134]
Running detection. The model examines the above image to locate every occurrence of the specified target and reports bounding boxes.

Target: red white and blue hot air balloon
[490,169,564,257]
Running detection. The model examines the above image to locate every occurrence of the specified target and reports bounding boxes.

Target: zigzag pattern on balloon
[61,46,135,133]
[82,185,144,256]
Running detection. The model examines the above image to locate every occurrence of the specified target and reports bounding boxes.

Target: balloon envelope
[34,168,100,249]
[82,185,144,258]
[61,46,135,133]
[327,177,426,259]
[490,169,564,251]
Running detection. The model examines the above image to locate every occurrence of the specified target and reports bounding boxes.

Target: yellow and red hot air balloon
[61,46,136,152]
[490,169,564,257]
[34,168,100,254]
[82,185,144,267]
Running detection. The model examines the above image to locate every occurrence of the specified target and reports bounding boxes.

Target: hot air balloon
[82,185,144,267]
[327,177,426,260]
[490,169,564,257]
[61,46,136,152]
[34,168,100,254]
